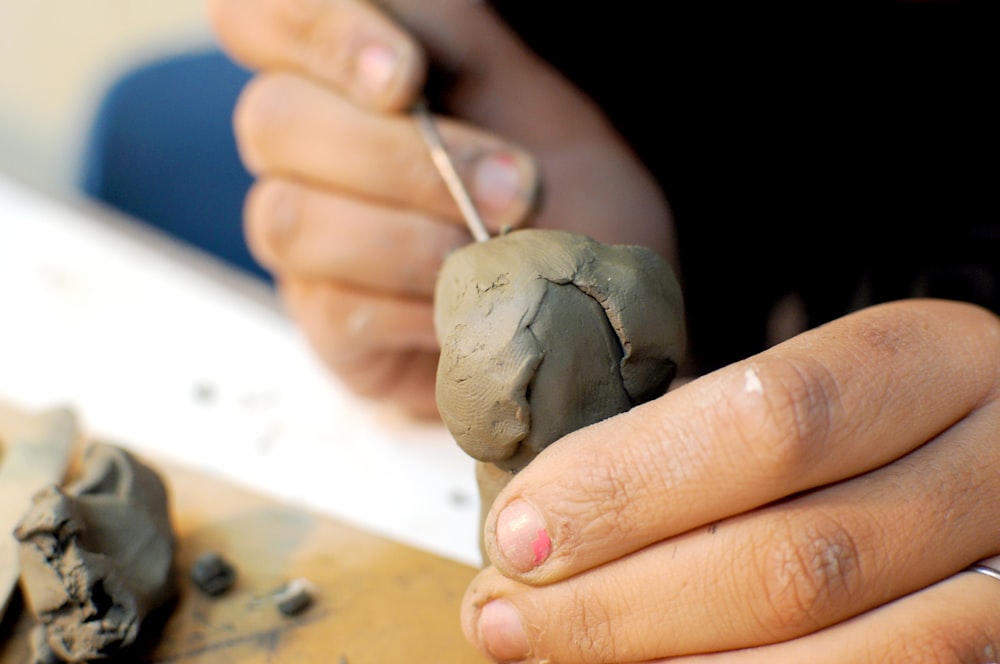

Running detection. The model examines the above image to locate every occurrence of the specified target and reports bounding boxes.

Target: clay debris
[14,442,176,662]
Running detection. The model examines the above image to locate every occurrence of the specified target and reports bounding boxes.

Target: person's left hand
[461,298,1000,662]
[207,0,677,419]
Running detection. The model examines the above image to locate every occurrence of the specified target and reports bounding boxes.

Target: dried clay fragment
[14,442,176,663]
[434,229,687,534]
[273,577,316,616]
[190,551,236,597]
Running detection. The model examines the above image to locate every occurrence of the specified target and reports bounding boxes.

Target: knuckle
[309,293,371,354]
[880,627,1000,664]
[295,13,353,85]
[233,73,301,168]
[243,179,301,264]
[395,145,450,211]
[570,451,645,546]
[755,513,862,637]
[726,357,839,476]
[562,587,620,662]
[274,0,330,48]
[283,283,363,358]
[969,306,1000,381]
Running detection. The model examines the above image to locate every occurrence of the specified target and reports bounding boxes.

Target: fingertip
[472,149,540,232]
[232,72,292,174]
[459,582,485,653]
[299,0,428,113]
[489,499,551,573]
[209,0,427,113]
[351,38,427,113]
[461,581,531,663]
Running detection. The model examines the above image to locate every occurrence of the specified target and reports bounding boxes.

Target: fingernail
[496,499,551,571]
[479,599,529,661]
[356,43,399,96]
[473,152,524,214]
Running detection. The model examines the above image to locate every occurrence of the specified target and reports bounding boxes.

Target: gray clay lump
[434,228,686,473]
[14,442,176,662]
[434,229,686,541]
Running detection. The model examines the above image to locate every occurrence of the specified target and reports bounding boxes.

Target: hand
[462,299,1000,662]
[207,0,676,418]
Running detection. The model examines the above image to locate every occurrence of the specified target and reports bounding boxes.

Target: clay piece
[273,577,316,616]
[14,441,177,662]
[0,404,77,625]
[434,229,686,537]
[30,623,63,664]
[190,551,237,597]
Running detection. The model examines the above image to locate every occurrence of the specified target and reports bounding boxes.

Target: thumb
[381,1,610,146]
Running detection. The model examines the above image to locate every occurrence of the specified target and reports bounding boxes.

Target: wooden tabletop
[0,454,488,663]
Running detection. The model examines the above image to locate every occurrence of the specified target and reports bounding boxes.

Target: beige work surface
[0,456,488,663]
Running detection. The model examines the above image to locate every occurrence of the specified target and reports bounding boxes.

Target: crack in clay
[544,274,630,403]
[475,273,511,294]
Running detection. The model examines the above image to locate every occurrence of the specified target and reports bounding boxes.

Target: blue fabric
[79,48,268,282]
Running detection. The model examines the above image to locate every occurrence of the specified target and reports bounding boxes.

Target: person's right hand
[207,0,677,418]
[462,298,1000,662]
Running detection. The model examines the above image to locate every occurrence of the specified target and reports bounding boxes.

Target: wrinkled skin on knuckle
[725,357,839,479]
[754,513,863,639]
[879,626,1000,664]
[559,586,621,664]
[566,452,647,551]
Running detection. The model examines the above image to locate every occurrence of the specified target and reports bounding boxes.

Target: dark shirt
[491,2,998,371]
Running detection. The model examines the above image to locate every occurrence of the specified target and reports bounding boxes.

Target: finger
[484,300,1000,581]
[208,0,425,111]
[245,177,468,297]
[669,571,1000,664]
[378,0,608,144]
[279,277,439,417]
[462,404,1000,661]
[212,0,675,256]
[234,72,539,233]
[378,0,677,257]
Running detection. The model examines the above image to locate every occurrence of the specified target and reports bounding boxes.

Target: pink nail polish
[496,499,551,571]
[356,43,398,96]
[473,153,522,213]
[479,600,529,661]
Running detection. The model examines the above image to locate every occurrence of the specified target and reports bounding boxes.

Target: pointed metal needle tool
[413,101,492,243]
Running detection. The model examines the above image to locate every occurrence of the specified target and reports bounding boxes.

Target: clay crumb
[190,551,237,597]
[30,624,60,664]
[273,577,316,616]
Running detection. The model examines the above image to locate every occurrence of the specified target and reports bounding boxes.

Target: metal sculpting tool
[413,101,492,243]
